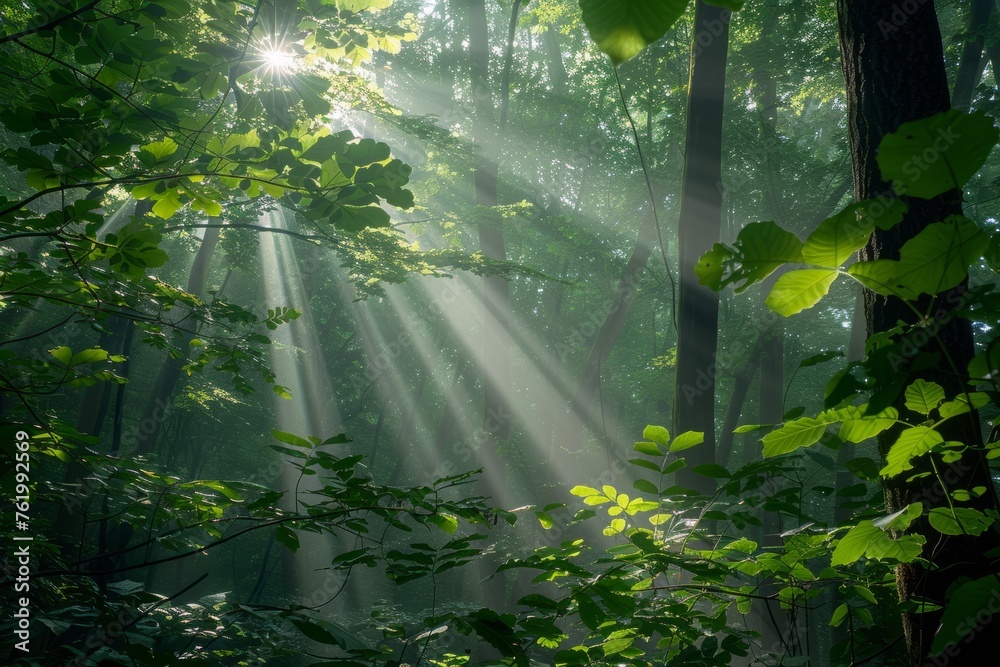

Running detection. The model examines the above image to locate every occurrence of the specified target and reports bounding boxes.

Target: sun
[262,49,295,71]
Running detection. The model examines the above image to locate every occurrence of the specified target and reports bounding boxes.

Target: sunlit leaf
[928,507,993,536]
[904,379,945,416]
[766,269,839,316]
[580,0,690,65]
[762,416,831,457]
[880,426,944,477]
[670,430,704,453]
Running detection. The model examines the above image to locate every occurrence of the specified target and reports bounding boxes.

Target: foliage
[0,425,502,665]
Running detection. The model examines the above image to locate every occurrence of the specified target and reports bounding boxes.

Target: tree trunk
[951,0,993,110]
[569,211,656,443]
[673,0,730,495]
[541,26,567,95]
[838,1,1000,662]
[716,340,762,469]
[132,226,222,456]
[468,0,510,619]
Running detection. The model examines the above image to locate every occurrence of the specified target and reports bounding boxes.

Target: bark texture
[838,1,1000,662]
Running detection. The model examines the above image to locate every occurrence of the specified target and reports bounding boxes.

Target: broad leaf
[831,521,879,566]
[904,379,945,416]
[938,392,990,418]
[700,221,804,293]
[762,416,830,457]
[766,269,839,316]
[873,502,923,531]
[881,426,944,477]
[848,217,988,298]
[838,405,898,443]
[927,507,993,536]
[642,425,670,447]
[670,431,704,453]
[877,109,998,199]
[802,202,878,268]
[930,576,1000,655]
[580,0,690,65]
[833,520,925,566]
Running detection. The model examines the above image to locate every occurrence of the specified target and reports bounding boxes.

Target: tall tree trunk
[952,0,994,110]
[716,340,762,469]
[468,0,510,618]
[132,226,222,456]
[541,26,567,95]
[673,0,730,495]
[838,1,1000,663]
[569,211,656,442]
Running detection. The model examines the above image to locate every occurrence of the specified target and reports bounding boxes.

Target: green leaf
[830,603,849,627]
[969,338,1000,380]
[832,521,879,566]
[275,525,300,552]
[766,269,839,316]
[838,406,898,443]
[633,440,663,456]
[877,109,998,199]
[930,576,1000,655]
[700,221,804,293]
[928,507,993,536]
[49,346,73,365]
[570,485,601,498]
[140,137,179,163]
[799,350,844,368]
[272,430,314,449]
[833,520,925,566]
[696,245,729,291]
[904,379,945,416]
[691,463,730,479]
[733,423,770,434]
[580,0,691,65]
[288,616,368,651]
[899,217,986,297]
[670,431,704,453]
[69,347,109,366]
[938,392,990,418]
[802,202,880,268]
[880,426,945,477]
[762,416,831,457]
[632,479,659,494]
[642,425,670,447]
[873,502,923,531]
[429,513,459,534]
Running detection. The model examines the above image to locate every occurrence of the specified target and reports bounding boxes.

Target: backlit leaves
[904,379,945,416]
[832,520,925,566]
[801,200,907,267]
[697,221,804,292]
[762,415,832,457]
[848,217,988,299]
[580,0,691,65]
[765,269,839,316]
[881,426,944,478]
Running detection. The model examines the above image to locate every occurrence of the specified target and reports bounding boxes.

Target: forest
[3,0,1000,665]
